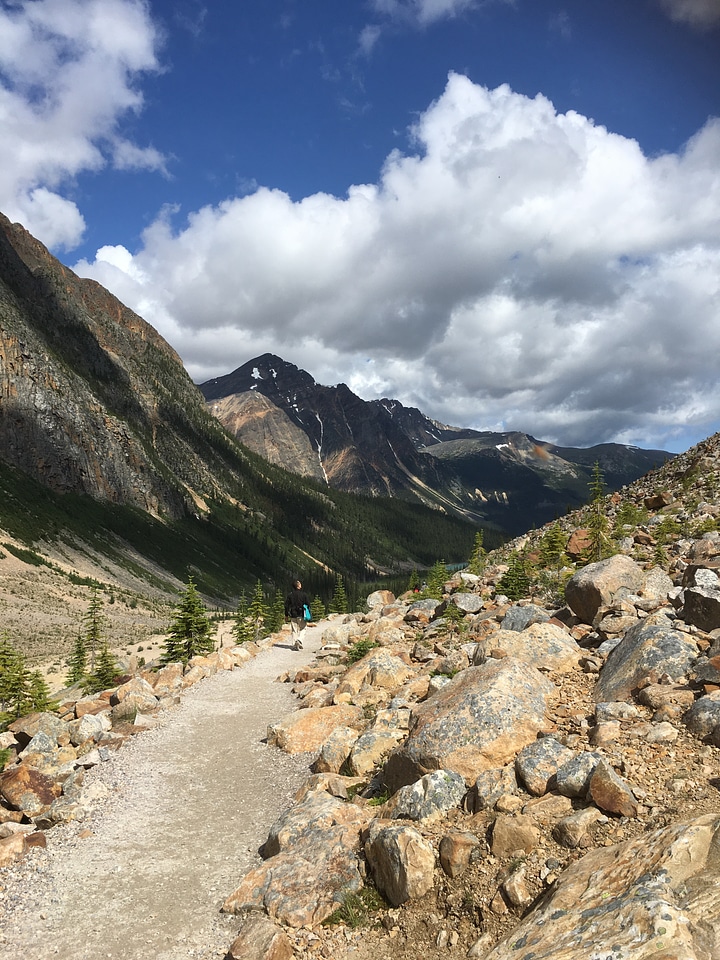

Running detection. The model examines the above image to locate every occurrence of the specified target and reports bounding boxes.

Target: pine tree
[539,522,567,571]
[267,588,285,633]
[329,574,348,614]
[83,587,107,672]
[28,671,57,712]
[0,648,32,722]
[424,560,448,600]
[310,594,326,621]
[85,641,119,694]
[232,591,254,645]
[467,531,486,575]
[161,577,214,664]
[586,461,612,563]
[247,580,269,642]
[66,632,88,686]
[407,568,420,592]
[497,552,531,601]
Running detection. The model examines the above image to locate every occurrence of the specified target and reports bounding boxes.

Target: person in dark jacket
[284,579,311,650]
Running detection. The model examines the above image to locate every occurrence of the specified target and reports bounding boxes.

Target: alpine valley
[0,211,669,653]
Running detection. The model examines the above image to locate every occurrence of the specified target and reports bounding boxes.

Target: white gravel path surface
[0,627,323,960]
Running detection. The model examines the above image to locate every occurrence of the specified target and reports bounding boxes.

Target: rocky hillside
[0,213,479,619]
[3,431,720,960]
[200,354,670,535]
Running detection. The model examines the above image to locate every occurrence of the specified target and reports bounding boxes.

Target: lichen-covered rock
[593,613,698,703]
[514,736,575,796]
[479,815,720,960]
[0,763,62,816]
[364,821,435,906]
[683,691,720,739]
[310,725,359,774]
[473,622,581,674]
[500,604,550,632]
[223,792,369,927]
[385,769,466,822]
[463,765,518,813]
[383,658,555,790]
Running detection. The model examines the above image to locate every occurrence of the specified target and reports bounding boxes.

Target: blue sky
[1,0,719,453]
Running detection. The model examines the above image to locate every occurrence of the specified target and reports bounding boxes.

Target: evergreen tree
[0,645,32,723]
[232,591,254,645]
[161,577,214,664]
[407,568,420,592]
[28,671,57,712]
[467,531,486,575]
[247,580,269,642]
[329,574,349,614]
[310,594,326,621]
[586,461,612,564]
[539,522,567,571]
[267,588,285,633]
[424,560,448,600]
[497,552,531,601]
[66,632,88,686]
[82,587,107,672]
[85,641,119,694]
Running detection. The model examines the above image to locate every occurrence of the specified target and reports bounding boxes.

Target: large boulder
[478,814,720,960]
[593,614,698,703]
[565,556,645,624]
[333,649,415,700]
[382,658,555,790]
[267,705,365,754]
[473,623,581,674]
[222,792,369,927]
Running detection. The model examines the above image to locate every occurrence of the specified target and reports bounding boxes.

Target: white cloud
[0,0,164,250]
[372,0,480,26]
[658,0,720,28]
[74,73,720,450]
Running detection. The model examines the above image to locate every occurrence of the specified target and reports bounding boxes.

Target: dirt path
[0,626,325,960]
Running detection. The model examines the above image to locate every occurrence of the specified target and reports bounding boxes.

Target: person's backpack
[303,604,312,622]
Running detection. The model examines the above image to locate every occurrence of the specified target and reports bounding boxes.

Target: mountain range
[200,355,670,536]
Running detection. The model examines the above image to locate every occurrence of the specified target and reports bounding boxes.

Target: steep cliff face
[0,214,247,519]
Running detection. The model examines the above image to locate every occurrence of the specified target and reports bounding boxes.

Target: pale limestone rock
[225,913,294,960]
[347,728,405,777]
[333,648,415,700]
[385,769,466,822]
[223,792,369,927]
[364,821,435,906]
[482,815,720,960]
[366,590,396,609]
[310,725,359,774]
[267,704,364,755]
[565,555,645,624]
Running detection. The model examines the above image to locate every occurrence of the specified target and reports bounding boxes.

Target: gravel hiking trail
[0,625,324,960]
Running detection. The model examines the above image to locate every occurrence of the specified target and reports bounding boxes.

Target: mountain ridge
[200,354,671,535]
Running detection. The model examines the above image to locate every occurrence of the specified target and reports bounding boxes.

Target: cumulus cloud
[74,73,720,450]
[0,0,163,250]
[658,0,720,28]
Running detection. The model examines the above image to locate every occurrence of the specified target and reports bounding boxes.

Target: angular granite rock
[383,658,555,790]
[478,814,720,960]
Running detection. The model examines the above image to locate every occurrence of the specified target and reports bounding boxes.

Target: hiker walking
[284,578,311,650]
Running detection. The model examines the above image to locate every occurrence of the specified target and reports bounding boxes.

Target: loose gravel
[0,629,322,960]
